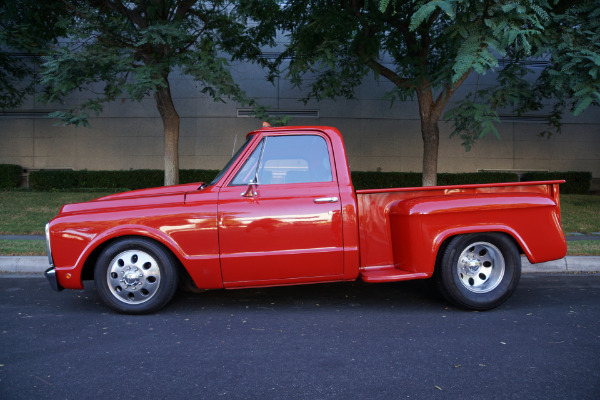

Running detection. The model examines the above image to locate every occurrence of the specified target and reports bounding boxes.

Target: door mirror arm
[241,183,257,197]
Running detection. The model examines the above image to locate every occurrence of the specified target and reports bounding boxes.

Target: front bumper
[44,267,63,291]
[44,223,62,291]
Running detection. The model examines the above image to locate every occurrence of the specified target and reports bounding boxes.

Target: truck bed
[356,181,566,281]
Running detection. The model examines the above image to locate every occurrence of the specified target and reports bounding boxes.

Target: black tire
[94,237,179,314]
[435,233,521,311]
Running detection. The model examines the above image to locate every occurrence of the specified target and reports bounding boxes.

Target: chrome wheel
[436,233,521,310]
[107,249,161,304]
[456,241,505,293]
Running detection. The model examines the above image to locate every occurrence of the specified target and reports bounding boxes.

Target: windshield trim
[207,136,254,187]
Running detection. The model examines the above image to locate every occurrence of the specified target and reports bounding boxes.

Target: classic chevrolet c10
[44,125,567,313]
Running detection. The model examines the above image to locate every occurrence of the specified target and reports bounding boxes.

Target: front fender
[50,222,223,291]
[388,193,567,274]
[51,225,187,289]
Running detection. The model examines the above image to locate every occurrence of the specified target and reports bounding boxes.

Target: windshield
[207,136,254,186]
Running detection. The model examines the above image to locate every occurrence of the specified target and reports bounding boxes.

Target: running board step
[359,265,430,283]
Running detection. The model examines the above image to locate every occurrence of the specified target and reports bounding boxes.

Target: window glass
[230,135,332,185]
[230,139,264,185]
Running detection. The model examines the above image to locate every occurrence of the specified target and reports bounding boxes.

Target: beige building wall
[1,62,599,187]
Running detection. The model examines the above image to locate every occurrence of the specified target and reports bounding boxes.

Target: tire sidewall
[440,233,521,310]
[94,238,178,314]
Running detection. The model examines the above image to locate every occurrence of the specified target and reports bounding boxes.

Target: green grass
[0,239,46,256]
[1,190,599,255]
[566,241,600,256]
[560,194,600,234]
[0,190,116,235]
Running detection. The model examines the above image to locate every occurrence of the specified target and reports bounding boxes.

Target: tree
[41,0,278,186]
[0,1,66,110]
[446,0,600,150]
[278,0,600,186]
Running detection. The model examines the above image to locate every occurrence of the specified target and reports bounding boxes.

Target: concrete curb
[521,256,600,273]
[0,256,50,275]
[0,256,598,277]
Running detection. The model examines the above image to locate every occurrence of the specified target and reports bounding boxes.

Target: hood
[95,182,203,201]
[59,182,204,215]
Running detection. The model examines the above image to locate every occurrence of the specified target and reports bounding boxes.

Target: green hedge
[27,168,590,193]
[438,172,519,185]
[0,164,22,188]
[350,171,519,190]
[29,169,220,191]
[351,171,422,190]
[180,169,220,185]
[521,171,592,194]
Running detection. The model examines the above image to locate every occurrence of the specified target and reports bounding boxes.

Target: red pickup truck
[44,126,567,314]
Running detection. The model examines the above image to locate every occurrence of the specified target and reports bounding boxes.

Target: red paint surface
[46,126,567,291]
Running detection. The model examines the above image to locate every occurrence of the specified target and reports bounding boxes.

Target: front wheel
[435,233,521,310]
[94,238,179,314]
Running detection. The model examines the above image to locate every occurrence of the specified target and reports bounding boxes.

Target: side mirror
[241,183,257,197]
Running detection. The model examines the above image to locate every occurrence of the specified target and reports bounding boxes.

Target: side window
[230,135,333,186]
[230,139,264,185]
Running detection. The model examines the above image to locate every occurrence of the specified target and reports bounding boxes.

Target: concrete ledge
[521,257,568,273]
[566,257,600,273]
[0,256,50,275]
[0,256,598,277]
[521,256,600,273]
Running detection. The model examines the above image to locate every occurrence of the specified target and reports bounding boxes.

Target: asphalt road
[1,275,599,399]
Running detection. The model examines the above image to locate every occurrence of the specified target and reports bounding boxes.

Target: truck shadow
[66,275,580,314]
[43,275,591,314]
[169,279,445,312]
[57,279,445,314]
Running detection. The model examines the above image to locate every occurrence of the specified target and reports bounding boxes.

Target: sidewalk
[1,255,598,276]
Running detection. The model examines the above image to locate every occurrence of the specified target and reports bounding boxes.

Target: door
[218,134,344,286]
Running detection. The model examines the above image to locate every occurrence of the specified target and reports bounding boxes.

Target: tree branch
[366,58,413,89]
[93,0,147,28]
[174,0,198,20]
[433,69,472,119]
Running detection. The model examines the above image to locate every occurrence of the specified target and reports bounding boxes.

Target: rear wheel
[435,233,521,310]
[94,238,179,314]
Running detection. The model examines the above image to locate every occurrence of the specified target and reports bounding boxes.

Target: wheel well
[433,231,523,273]
[81,235,186,281]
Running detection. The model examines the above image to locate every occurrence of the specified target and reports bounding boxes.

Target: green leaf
[379,0,391,13]
[573,96,594,116]
[409,2,438,31]
[437,1,456,19]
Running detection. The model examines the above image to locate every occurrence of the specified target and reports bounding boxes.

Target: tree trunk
[154,81,180,186]
[421,120,440,187]
[416,88,440,187]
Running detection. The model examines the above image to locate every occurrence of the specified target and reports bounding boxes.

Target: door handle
[314,197,339,204]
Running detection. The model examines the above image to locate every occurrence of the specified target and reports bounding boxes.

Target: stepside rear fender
[388,193,567,275]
